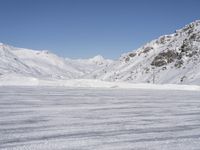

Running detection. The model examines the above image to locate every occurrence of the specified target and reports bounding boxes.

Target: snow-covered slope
[0,44,83,79]
[65,55,113,75]
[91,20,200,85]
[0,44,39,77]
[0,44,113,81]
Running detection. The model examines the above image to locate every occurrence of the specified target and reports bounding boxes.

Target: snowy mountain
[0,44,84,79]
[65,55,113,75]
[0,43,113,81]
[1,20,200,86]
[91,20,200,85]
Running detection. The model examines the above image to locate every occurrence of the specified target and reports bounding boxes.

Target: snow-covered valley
[1,20,200,150]
[1,20,200,86]
[0,87,200,150]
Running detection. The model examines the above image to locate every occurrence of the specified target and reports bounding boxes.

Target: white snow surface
[0,87,200,150]
[0,74,200,91]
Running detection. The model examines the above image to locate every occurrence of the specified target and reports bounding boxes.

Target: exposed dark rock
[162,66,167,70]
[144,67,150,73]
[182,24,195,34]
[180,39,191,53]
[128,53,136,57]
[180,76,186,82]
[151,50,178,67]
[125,57,130,62]
[187,51,198,57]
[174,60,184,68]
[143,47,153,53]
[189,33,197,40]
[160,36,166,44]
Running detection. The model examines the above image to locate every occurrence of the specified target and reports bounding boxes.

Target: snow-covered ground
[0,87,200,150]
[0,75,200,91]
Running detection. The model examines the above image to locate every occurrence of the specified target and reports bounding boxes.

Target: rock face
[90,20,200,85]
[151,50,178,67]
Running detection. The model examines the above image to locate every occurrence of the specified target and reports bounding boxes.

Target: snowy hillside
[0,43,113,81]
[0,43,83,79]
[91,20,200,85]
[65,55,113,74]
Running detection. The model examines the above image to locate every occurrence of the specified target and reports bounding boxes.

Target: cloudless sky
[0,0,200,59]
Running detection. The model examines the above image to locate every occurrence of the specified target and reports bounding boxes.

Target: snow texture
[0,87,200,150]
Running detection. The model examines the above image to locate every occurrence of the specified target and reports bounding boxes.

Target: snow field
[0,87,200,150]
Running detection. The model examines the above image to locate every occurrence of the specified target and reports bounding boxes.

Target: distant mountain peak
[89,55,105,63]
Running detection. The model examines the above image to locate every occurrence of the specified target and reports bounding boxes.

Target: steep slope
[0,43,39,76]
[91,20,200,85]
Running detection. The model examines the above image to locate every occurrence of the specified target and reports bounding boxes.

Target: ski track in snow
[0,87,200,150]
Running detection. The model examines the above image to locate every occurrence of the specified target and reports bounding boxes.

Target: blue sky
[0,0,200,59]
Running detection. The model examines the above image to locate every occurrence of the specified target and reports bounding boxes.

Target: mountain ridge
[1,20,200,85]
[0,44,113,80]
[90,20,200,85]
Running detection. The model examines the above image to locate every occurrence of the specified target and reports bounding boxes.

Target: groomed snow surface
[0,87,200,150]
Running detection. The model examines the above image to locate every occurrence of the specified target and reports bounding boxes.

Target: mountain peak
[89,55,104,61]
